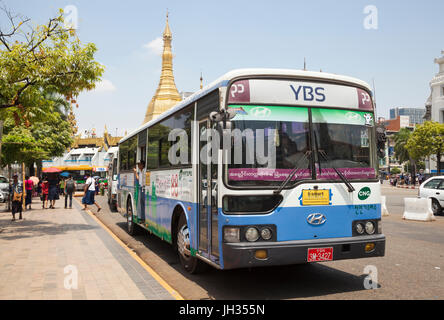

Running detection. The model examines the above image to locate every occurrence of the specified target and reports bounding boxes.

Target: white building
[424,50,444,173]
[42,147,118,174]
[425,50,444,123]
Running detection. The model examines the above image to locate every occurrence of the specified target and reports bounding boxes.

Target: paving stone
[0,200,175,300]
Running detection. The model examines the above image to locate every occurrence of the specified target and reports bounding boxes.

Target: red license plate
[307,247,333,262]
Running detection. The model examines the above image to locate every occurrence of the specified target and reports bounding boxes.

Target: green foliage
[393,128,413,163]
[406,121,444,160]
[0,7,103,166]
[403,161,425,173]
[390,167,401,174]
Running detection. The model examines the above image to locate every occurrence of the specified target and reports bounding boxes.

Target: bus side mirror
[376,126,386,159]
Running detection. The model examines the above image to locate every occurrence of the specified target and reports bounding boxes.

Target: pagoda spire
[143,11,182,124]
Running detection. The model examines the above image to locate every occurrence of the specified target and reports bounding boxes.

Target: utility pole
[22,162,26,212]
[0,120,3,169]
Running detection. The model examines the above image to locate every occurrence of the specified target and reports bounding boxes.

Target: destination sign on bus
[228,79,373,110]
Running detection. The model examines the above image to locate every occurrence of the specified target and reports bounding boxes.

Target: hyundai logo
[307,213,326,226]
[250,107,271,117]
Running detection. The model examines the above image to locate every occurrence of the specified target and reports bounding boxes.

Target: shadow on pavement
[115,221,371,300]
[0,216,99,241]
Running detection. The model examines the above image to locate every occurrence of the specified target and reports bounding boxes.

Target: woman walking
[47,174,59,209]
[24,176,34,210]
[82,173,101,213]
[11,174,23,221]
[41,176,49,209]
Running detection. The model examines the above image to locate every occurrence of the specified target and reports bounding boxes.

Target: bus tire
[176,214,207,274]
[126,200,138,235]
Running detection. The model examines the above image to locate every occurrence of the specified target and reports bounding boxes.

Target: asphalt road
[84,188,444,299]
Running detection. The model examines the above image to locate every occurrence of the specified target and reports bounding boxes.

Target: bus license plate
[307,247,333,262]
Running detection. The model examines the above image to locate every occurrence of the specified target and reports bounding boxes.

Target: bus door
[198,119,219,261]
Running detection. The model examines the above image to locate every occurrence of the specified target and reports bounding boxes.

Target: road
[88,185,444,300]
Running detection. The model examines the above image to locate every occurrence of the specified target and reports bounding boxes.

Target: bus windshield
[312,108,376,180]
[226,105,376,187]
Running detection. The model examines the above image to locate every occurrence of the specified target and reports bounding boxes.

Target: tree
[0,7,104,116]
[394,128,418,180]
[394,128,412,164]
[0,6,103,171]
[406,121,444,174]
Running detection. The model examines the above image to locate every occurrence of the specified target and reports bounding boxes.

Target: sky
[3,0,444,137]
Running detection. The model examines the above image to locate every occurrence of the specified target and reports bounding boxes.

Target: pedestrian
[95,177,99,195]
[59,178,65,197]
[10,174,23,221]
[37,178,42,197]
[82,173,101,213]
[41,176,49,209]
[24,175,33,210]
[47,174,59,209]
[64,175,76,209]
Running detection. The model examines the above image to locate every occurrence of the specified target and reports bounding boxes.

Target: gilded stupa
[143,13,182,124]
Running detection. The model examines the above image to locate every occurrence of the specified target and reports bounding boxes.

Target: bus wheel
[126,201,138,235]
[176,214,207,274]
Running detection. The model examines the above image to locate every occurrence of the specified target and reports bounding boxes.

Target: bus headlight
[223,227,240,243]
[260,228,272,240]
[356,223,365,235]
[365,221,375,235]
[245,227,259,242]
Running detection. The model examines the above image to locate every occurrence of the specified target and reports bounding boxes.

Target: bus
[117,69,386,273]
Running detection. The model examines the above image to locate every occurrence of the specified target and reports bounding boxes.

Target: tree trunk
[36,160,42,178]
[27,162,35,177]
[7,164,11,212]
[437,151,442,175]
[410,158,416,185]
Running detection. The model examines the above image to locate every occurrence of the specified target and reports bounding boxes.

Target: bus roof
[120,68,373,144]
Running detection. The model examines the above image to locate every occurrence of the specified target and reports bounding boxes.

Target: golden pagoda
[143,13,182,124]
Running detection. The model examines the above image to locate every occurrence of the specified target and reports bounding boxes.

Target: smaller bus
[106,148,119,211]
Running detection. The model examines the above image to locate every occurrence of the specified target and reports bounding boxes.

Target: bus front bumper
[221,234,385,270]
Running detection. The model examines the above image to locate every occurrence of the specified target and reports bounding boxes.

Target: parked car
[0,176,10,203]
[418,176,444,215]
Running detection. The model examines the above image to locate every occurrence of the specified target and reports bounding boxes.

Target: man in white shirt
[134,160,146,222]
[82,173,102,213]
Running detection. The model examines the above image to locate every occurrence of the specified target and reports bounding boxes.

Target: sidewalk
[0,198,176,300]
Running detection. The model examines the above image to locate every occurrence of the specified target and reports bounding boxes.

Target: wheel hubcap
[127,207,132,228]
[178,225,191,259]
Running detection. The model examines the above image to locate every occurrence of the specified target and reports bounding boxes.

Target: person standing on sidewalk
[24,175,33,210]
[59,178,65,197]
[10,174,23,221]
[64,175,76,209]
[41,176,49,209]
[82,173,101,213]
[47,174,59,209]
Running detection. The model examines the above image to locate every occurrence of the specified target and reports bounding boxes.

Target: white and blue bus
[117,69,386,273]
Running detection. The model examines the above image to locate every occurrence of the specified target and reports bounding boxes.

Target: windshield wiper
[274,150,311,195]
[317,149,355,193]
